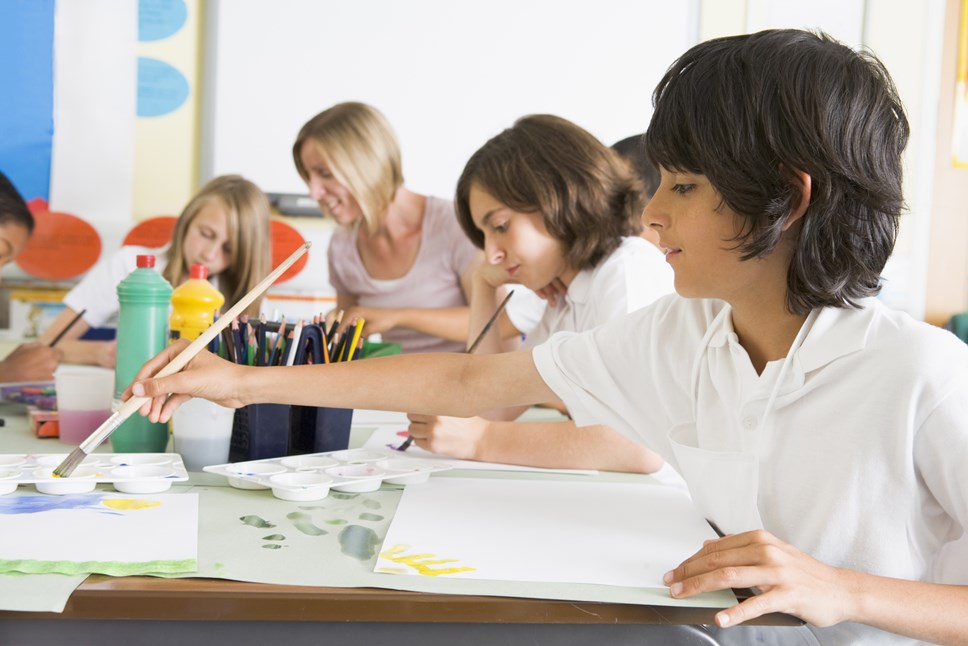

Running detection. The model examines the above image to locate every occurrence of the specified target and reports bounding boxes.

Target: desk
[0,405,802,645]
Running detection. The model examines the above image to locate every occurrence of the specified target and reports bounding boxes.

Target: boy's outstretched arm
[128,340,554,424]
[664,529,968,645]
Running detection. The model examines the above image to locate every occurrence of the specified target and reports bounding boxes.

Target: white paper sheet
[0,493,197,575]
[376,477,716,589]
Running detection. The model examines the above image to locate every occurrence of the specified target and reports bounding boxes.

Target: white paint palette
[204,449,450,501]
[0,453,189,495]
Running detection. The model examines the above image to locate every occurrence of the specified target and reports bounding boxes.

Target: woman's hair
[455,114,643,271]
[164,175,271,316]
[645,29,909,315]
[292,102,403,234]
[0,170,34,234]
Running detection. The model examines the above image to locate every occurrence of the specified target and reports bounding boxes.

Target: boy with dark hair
[133,30,968,644]
[0,171,61,382]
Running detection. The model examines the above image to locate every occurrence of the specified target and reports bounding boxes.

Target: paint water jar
[169,264,224,342]
[111,254,173,453]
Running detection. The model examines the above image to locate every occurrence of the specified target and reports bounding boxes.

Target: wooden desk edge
[0,575,802,626]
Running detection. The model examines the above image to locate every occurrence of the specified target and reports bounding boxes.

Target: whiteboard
[201,0,697,200]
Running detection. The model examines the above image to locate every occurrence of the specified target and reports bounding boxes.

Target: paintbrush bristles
[52,242,312,478]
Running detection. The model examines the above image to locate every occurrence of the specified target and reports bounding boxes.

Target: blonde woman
[39,175,271,367]
[293,102,484,353]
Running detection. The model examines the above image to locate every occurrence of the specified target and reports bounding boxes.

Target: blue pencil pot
[229,403,290,461]
[289,405,353,455]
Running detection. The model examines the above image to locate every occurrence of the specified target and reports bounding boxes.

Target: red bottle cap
[190,264,208,280]
[136,255,156,268]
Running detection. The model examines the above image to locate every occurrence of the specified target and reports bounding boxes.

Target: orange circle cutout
[270,220,308,284]
[16,208,102,280]
[123,216,178,247]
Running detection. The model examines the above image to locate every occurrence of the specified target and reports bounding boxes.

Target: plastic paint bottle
[111,255,173,453]
[169,264,225,342]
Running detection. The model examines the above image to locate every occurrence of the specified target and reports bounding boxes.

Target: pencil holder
[288,405,354,455]
[229,403,290,461]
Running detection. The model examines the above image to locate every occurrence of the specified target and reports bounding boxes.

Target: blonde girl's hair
[163,175,271,316]
[292,102,403,234]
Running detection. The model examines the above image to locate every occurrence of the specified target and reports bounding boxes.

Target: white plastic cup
[171,398,235,471]
[54,365,115,444]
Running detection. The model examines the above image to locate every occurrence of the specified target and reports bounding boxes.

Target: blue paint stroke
[137,57,189,117]
[138,0,187,42]
[0,494,111,515]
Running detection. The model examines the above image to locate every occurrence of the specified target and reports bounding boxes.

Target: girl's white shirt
[64,245,172,329]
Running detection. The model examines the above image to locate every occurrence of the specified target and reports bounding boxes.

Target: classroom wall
[925,0,968,326]
[1,0,961,328]
[133,0,203,219]
[200,0,697,199]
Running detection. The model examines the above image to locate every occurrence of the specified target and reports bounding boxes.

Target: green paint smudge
[359,513,383,521]
[262,534,285,541]
[286,511,327,536]
[362,499,381,510]
[330,492,358,500]
[240,515,275,528]
[262,544,285,550]
[338,525,380,561]
[325,519,348,525]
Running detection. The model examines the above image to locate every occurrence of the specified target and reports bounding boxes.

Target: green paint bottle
[111,254,173,453]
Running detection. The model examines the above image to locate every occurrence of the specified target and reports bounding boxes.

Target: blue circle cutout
[137,57,189,117]
[139,0,187,42]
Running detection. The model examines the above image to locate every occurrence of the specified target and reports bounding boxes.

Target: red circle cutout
[270,220,308,284]
[122,216,178,247]
[16,208,102,280]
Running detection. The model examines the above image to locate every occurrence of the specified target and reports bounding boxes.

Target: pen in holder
[228,319,354,461]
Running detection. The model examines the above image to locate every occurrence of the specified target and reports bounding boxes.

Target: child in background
[504,133,664,338]
[39,175,270,367]
[131,30,968,644]
[0,170,61,382]
[293,102,484,354]
[405,115,675,473]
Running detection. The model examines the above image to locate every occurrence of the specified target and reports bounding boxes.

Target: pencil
[397,290,514,452]
[48,309,87,347]
[344,318,365,362]
[52,242,312,477]
[285,320,304,367]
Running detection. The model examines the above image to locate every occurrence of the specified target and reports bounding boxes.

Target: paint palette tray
[0,453,189,496]
[203,449,451,501]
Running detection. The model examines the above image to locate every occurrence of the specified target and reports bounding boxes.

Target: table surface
[0,403,800,628]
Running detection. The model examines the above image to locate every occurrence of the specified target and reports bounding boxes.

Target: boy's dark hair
[456,114,643,271]
[645,29,909,315]
[0,171,35,234]
[612,134,660,198]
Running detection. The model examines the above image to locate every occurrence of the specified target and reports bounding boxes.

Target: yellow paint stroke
[101,499,162,511]
[378,544,476,577]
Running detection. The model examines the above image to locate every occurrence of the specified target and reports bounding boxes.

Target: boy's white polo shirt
[532,294,968,579]
[533,295,968,644]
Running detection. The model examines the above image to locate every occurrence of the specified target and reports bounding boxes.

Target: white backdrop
[201,0,697,199]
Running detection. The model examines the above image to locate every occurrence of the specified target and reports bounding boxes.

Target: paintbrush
[52,242,312,478]
[48,309,87,347]
[396,289,514,452]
